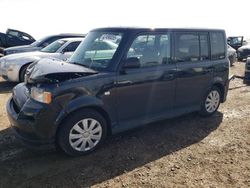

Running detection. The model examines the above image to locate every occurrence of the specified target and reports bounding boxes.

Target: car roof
[91,27,225,33]
[58,33,86,37]
[59,37,84,42]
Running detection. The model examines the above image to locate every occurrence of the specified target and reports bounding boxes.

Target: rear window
[210,32,226,60]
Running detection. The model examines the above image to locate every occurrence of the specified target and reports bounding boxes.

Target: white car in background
[227,44,237,66]
[0,37,83,82]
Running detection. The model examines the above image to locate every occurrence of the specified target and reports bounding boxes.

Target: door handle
[162,73,175,81]
[206,68,214,73]
[116,80,133,85]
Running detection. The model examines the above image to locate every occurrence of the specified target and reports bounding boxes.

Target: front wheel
[57,109,107,156]
[199,87,221,116]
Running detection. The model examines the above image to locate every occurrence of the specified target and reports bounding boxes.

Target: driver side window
[126,33,171,68]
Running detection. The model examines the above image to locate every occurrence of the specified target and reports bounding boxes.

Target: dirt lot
[0,62,249,188]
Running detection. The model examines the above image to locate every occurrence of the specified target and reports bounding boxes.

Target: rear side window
[175,33,199,62]
[210,32,226,60]
[127,34,171,67]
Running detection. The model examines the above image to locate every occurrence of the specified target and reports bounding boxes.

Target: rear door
[174,32,213,109]
[115,33,176,128]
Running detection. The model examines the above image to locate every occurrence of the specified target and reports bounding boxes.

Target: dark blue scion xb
[7,27,229,156]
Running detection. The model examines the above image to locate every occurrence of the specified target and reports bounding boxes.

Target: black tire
[199,86,221,117]
[19,65,29,82]
[57,109,108,156]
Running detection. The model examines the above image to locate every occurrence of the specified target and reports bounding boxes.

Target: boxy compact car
[7,28,229,156]
[0,38,83,82]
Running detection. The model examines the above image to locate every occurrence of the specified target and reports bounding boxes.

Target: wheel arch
[212,82,225,102]
[18,62,33,81]
[55,105,113,138]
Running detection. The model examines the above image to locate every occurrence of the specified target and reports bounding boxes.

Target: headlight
[7,64,15,71]
[31,87,52,104]
[0,59,6,68]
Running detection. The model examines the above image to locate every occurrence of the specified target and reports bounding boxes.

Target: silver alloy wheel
[205,90,220,113]
[69,118,102,152]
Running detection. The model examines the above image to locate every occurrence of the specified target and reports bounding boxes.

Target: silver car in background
[227,44,237,66]
[0,38,83,82]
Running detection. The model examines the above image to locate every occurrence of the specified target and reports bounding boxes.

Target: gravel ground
[0,62,249,188]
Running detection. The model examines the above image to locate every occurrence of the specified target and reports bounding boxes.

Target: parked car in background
[3,33,85,56]
[227,36,245,50]
[237,44,250,61]
[0,38,83,82]
[227,44,237,66]
[244,57,250,84]
[6,28,229,156]
[0,29,35,48]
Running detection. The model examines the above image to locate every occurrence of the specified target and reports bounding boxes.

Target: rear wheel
[199,86,221,116]
[57,109,107,156]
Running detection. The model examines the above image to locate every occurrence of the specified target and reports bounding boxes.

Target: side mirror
[122,57,140,69]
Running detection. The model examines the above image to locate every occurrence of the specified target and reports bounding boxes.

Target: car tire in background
[57,109,108,156]
[199,86,221,117]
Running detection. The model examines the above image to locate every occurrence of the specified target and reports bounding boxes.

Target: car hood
[238,44,250,50]
[1,51,50,62]
[26,58,98,83]
[4,45,40,53]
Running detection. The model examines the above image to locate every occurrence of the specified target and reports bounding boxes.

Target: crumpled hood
[26,58,97,83]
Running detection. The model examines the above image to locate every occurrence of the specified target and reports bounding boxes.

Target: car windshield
[68,31,123,70]
[40,40,66,53]
[30,36,48,47]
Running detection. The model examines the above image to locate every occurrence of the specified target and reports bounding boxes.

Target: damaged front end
[25,58,98,84]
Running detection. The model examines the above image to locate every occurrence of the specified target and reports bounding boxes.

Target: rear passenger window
[175,33,199,62]
[127,34,171,67]
[210,32,226,60]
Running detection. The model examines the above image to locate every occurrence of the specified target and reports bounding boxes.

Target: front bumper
[6,95,57,148]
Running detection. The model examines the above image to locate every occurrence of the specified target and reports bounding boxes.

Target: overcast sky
[1,0,249,39]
